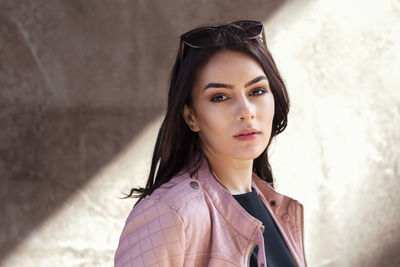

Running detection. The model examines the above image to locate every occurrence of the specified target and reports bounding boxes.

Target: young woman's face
[184,50,275,161]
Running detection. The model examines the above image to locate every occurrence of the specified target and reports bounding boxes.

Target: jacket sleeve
[114,198,186,267]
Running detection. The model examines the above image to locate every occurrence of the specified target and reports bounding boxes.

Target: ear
[183,104,200,132]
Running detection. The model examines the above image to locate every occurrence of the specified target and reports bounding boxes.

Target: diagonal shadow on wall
[0,0,288,264]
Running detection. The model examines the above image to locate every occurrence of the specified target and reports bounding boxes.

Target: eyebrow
[203,75,268,91]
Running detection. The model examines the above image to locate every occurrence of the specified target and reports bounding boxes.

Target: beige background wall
[1,0,399,266]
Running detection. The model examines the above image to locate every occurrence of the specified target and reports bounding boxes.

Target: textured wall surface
[265,1,400,266]
[0,0,399,266]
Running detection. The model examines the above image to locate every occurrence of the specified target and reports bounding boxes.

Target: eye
[250,88,267,96]
[210,94,229,103]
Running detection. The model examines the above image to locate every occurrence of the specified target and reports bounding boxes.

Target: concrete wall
[0,0,399,266]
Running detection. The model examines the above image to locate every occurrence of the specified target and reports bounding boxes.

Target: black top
[232,188,297,267]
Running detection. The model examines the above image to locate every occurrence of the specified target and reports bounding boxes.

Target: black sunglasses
[179,20,264,61]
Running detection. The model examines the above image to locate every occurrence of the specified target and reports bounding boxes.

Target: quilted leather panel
[115,198,185,267]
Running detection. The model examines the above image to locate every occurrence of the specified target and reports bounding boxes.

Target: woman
[114,20,306,267]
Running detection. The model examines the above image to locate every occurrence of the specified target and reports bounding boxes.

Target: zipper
[247,225,265,267]
[247,242,256,267]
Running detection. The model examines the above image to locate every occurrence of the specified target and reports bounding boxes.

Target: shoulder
[116,174,207,252]
[115,174,203,266]
[126,172,206,224]
[252,174,303,209]
[152,174,204,209]
[115,168,215,266]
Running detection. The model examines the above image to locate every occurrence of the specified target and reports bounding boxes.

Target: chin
[234,148,265,160]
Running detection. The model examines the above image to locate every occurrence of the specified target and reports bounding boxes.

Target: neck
[203,150,253,195]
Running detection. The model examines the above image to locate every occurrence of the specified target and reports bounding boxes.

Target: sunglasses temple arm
[262,28,267,46]
[178,39,184,61]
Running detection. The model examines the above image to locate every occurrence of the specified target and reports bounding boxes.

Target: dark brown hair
[124,22,290,206]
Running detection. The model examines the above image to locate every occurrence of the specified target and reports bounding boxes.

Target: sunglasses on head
[179,20,264,61]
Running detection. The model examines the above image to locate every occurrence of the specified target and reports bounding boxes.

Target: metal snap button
[269,200,276,207]
[189,181,199,189]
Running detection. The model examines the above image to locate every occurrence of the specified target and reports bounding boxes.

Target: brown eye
[210,94,228,103]
[250,88,267,96]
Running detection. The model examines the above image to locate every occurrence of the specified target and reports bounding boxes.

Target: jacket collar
[188,154,264,241]
[186,153,304,266]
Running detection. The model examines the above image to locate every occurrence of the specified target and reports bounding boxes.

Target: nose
[236,96,256,121]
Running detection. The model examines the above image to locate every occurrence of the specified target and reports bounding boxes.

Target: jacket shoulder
[114,173,205,266]
[253,174,301,204]
[115,196,186,266]
[149,172,204,211]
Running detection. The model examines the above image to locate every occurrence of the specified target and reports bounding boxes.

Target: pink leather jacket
[114,157,306,267]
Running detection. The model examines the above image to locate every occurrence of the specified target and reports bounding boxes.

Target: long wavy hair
[124,21,290,206]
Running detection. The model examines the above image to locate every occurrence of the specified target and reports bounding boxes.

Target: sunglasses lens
[245,24,263,37]
[234,21,263,37]
[184,28,217,47]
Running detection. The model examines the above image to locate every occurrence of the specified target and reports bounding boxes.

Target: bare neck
[204,152,253,195]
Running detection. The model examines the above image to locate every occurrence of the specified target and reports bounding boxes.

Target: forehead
[195,50,265,85]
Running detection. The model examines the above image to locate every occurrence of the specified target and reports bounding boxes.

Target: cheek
[262,96,275,120]
[196,106,230,137]
[257,97,275,134]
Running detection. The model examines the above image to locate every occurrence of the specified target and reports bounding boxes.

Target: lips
[234,128,261,137]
